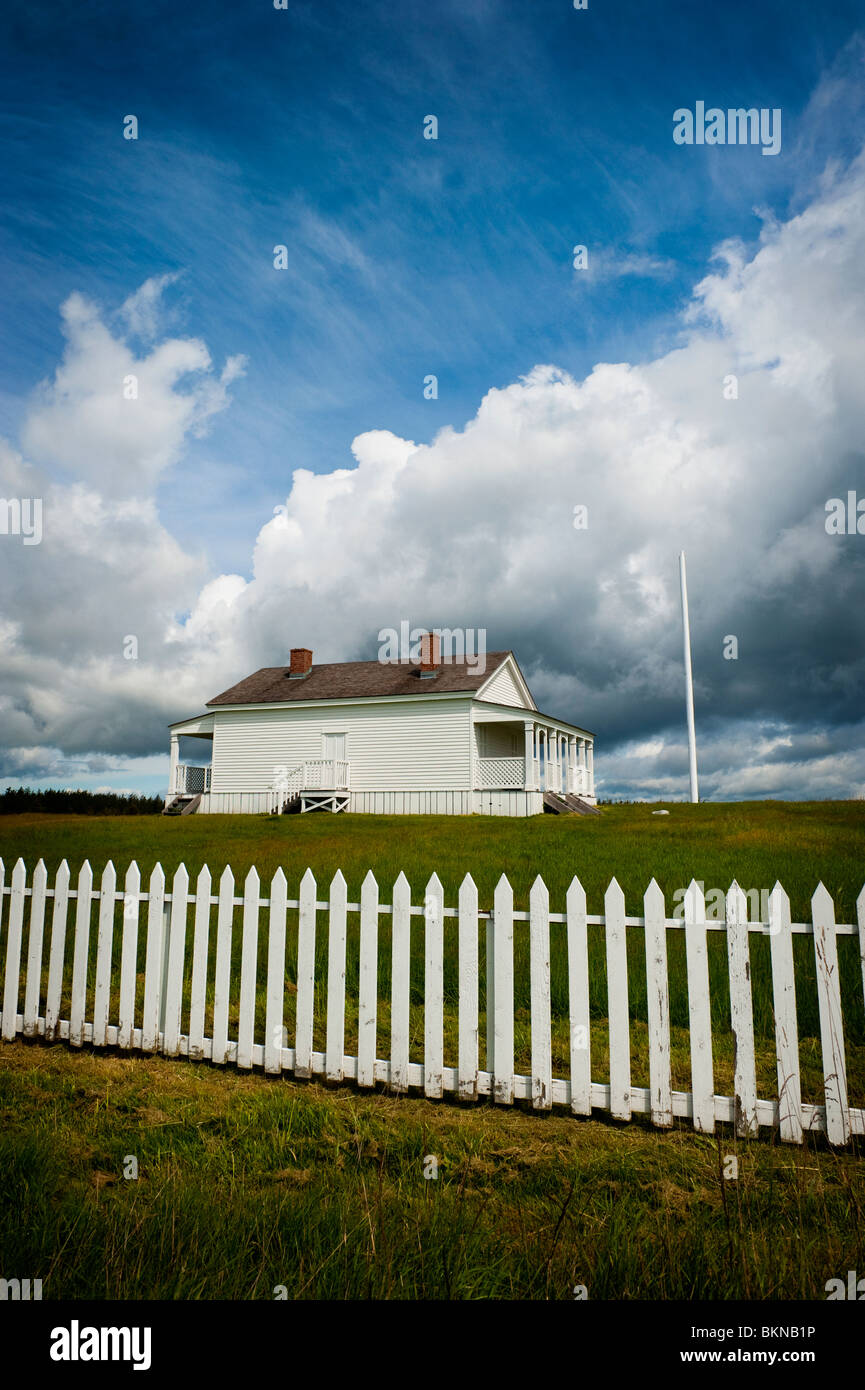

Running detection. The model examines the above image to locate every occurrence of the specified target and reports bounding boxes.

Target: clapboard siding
[211,698,473,794]
[197,792,273,815]
[195,789,544,816]
[477,662,527,708]
[474,790,543,817]
[350,790,474,815]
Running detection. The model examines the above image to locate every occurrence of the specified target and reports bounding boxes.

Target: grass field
[1,1041,864,1300]
[1,801,863,1299]
[2,799,862,918]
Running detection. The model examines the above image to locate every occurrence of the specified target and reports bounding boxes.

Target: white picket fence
[1,857,863,1145]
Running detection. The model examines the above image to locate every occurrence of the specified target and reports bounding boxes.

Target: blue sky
[2,0,860,569]
[1,0,864,801]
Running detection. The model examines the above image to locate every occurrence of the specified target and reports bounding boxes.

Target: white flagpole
[679,551,699,803]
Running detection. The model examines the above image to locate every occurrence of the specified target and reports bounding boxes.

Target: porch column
[168,732,179,797]
[568,736,576,794]
[524,721,537,791]
[553,729,561,793]
[586,741,594,799]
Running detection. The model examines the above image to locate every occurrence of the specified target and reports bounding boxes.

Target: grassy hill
[0,801,863,1299]
[1,799,862,917]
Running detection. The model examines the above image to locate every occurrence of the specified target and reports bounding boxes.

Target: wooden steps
[542,791,600,816]
[162,793,203,817]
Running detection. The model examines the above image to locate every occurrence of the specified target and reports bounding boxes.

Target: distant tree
[0,787,164,816]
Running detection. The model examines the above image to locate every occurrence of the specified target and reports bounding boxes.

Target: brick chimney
[419,631,441,674]
[289,647,313,678]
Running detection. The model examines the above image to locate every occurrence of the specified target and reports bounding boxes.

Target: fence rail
[1,856,863,1145]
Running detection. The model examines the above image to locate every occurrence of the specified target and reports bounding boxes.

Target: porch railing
[539,761,592,797]
[477,756,526,789]
[567,766,591,797]
[302,759,350,790]
[270,760,351,813]
[173,764,211,795]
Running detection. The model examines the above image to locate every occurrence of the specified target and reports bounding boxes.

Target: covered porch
[166,713,214,805]
[473,710,595,800]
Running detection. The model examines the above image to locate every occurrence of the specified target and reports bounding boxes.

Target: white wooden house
[165,636,596,816]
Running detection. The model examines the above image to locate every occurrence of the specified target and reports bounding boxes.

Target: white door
[323,733,346,786]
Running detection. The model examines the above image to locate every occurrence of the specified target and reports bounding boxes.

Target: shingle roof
[207,654,513,706]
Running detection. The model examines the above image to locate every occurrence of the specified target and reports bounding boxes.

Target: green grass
[1,803,863,1298]
[1,800,862,920]
[2,803,863,1106]
[0,1042,862,1300]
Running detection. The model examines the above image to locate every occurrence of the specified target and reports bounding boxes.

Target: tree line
[1,787,164,816]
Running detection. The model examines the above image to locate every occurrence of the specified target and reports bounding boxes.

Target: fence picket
[2,852,863,1149]
[424,873,444,1099]
[92,861,117,1047]
[163,864,189,1058]
[141,864,165,1053]
[605,878,630,1120]
[0,860,4,1003]
[726,882,758,1138]
[530,876,552,1110]
[237,868,260,1071]
[566,876,591,1116]
[264,868,287,1075]
[357,870,379,1089]
[45,860,70,1042]
[768,882,802,1144]
[69,861,94,1049]
[485,900,495,1078]
[390,871,411,1093]
[492,875,514,1105]
[117,861,140,1050]
[812,882,850,1145]
[684,879,714,1134]
[23,859,48,1038]
[188,866,212,1061]
[326,871,348,1082]
[1,859,27,1041]
[212,866,235,1066]
[643,878,672,1127]
[295,868,317,1078]
[457,874,479,1101]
